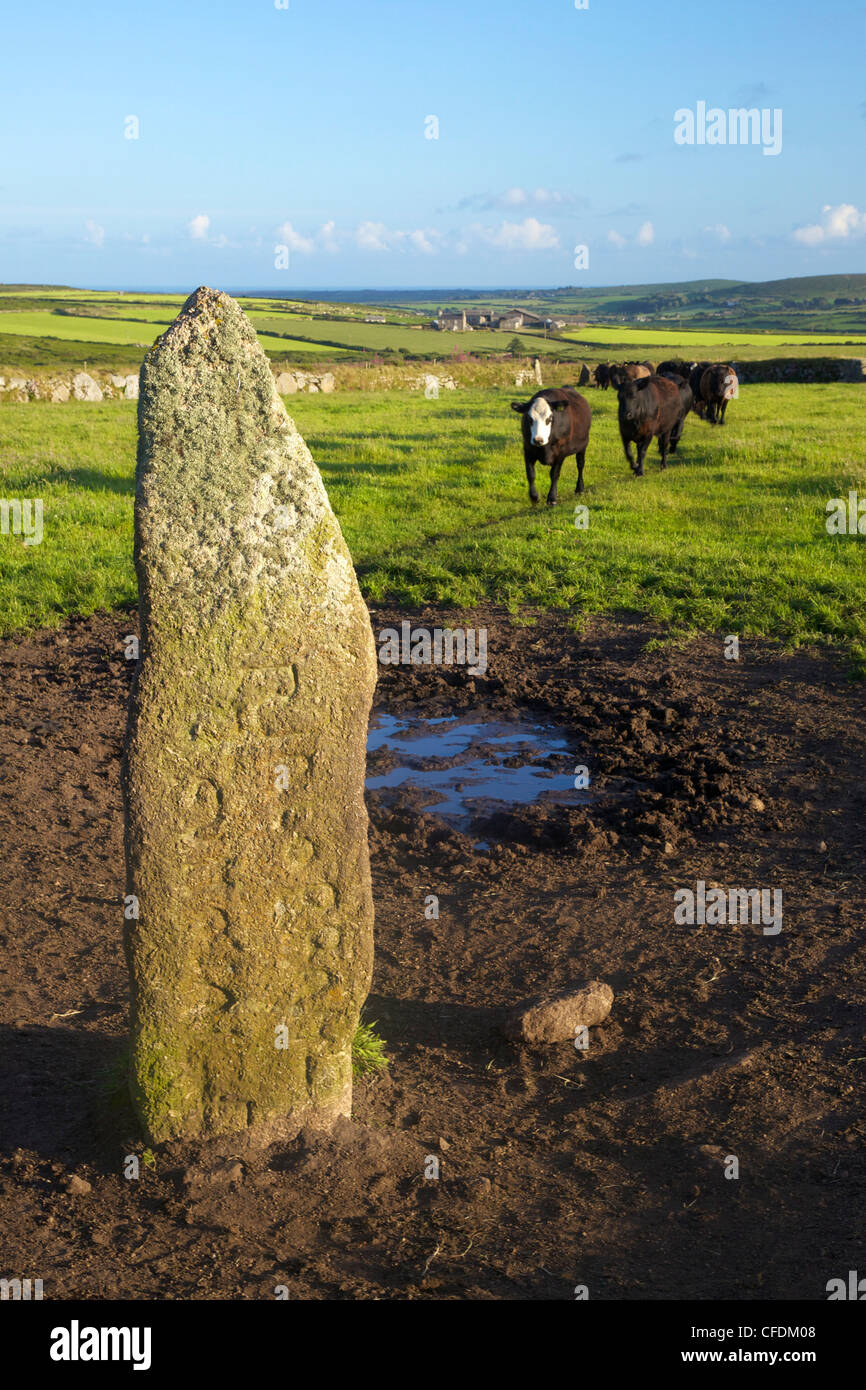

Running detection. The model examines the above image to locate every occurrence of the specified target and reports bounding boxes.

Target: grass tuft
[352,1020,389,1078]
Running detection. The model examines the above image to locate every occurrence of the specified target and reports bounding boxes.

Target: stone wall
[2,356,864,403]
[730,357,866,384]
[0,371,139,402]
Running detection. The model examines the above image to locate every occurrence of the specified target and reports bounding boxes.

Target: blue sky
[1,0,864,290]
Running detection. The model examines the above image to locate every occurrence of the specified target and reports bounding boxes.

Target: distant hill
[336,275,864,332]
[716,273,866,301]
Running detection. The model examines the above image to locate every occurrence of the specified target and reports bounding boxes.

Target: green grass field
[0,310,346,356]
[562,326,866,349]
[1,385,864,671]
[4,288,864,371]
[245,312,571,356]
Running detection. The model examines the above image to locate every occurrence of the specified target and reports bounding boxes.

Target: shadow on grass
[38,467,134,496]
[351,507,540,580]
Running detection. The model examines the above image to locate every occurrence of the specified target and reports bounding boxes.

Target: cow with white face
[527,395,554,445]
[510,387,592,505]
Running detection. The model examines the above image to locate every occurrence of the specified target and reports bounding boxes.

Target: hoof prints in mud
[364,696,767,856]
[366,713,590,837]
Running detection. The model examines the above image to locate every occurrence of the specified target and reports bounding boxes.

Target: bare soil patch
[0,606,864,1300]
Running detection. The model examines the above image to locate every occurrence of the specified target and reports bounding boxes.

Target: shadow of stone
[0,1024,134,1169]
[365,991,503,1051]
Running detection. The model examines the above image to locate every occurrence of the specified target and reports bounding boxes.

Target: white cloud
[355,220,391,251]
[607,222,654,249]
[272,220,340,253]
[794,223,826,247]
[277,220,316,253]
[456,187,575,212]
[481,217,559,251]
[85,220,105,248]
[793,202,866,245]
[407,229,436,254]
[532,188,568,205]
[188,213,210,240]
[704,223,732,241]
[354,221,438,253]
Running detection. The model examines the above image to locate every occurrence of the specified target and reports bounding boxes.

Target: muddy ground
[0,604,864,1301]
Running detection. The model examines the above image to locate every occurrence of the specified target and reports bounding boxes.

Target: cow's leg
[670,419,683,454]
[658,431,671,469]
[623,438,636,470]
[546,458,563,506]
[575,449,586,494]
[719,399,728,425]
[525,451,539,505]
[634,437,649,477]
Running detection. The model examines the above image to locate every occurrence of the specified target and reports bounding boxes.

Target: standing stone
[274,371,297,395]
[123,374,139,400]
[51,383,71,403]
[124,286,377,1146]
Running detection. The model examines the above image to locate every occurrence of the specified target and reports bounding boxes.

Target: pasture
[562,325,866,349]
[9,288,866,373]
[2,384,864,669]
[1,341,866,1306]
[2,348,866,1304]
[0,308,345,357]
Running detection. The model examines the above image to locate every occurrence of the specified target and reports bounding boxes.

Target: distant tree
[506,336,524,355]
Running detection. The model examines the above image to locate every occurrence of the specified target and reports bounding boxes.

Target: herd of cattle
[511,358,740,506]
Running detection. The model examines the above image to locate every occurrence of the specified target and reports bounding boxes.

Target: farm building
[432,306,562,332]
[435,309,468,331]
[497,310,528,331]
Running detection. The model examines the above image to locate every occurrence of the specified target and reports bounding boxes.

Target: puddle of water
[366,712,589,829]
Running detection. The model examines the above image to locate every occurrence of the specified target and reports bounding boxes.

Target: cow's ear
[510,401,528,413]
[552,400,568,411]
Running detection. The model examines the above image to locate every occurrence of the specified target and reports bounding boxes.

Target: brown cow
[609,361,651,389]
[656,358,693,379]
[688,361,714,418]
[699,363,739,424]
[617,374,685,475]
[594,363,611,389]
[511,387,592,504]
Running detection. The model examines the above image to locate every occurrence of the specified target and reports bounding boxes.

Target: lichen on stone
[123,288,377,1145]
